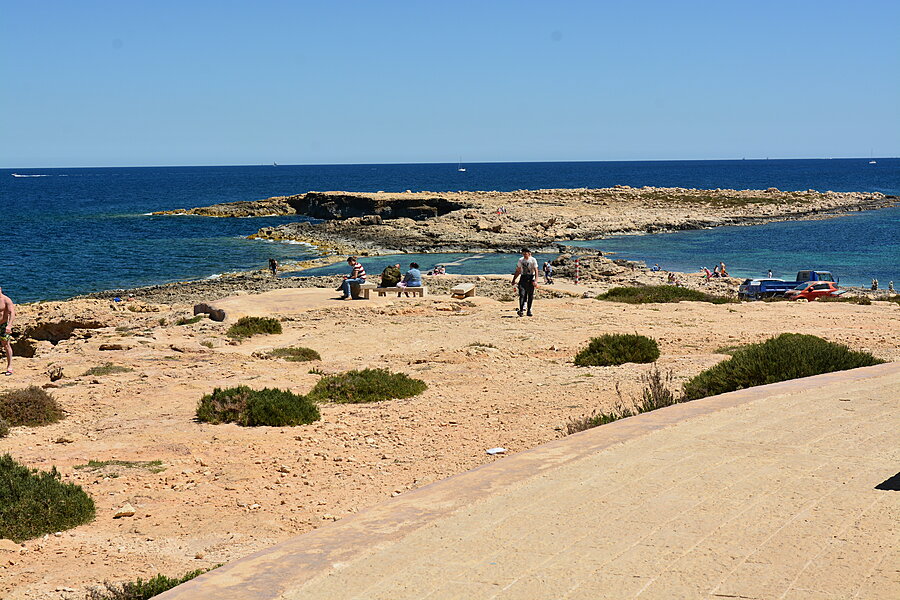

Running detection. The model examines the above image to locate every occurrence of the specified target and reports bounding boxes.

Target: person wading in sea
[0,286,16,376]
[512,248,539,317]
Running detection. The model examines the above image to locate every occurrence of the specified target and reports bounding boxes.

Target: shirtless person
[0,286,15,375]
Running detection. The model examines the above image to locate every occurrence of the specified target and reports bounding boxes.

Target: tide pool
[291,252,559,278]
[567,206,900,287]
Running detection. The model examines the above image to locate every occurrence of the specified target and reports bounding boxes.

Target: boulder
[113,503,136,518]
[194,303,226,322]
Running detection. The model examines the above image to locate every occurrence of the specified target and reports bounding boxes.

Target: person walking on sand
[0,286,15,376]
[337,256,367,300]
[512,248,539,317]
[543,261,554,285]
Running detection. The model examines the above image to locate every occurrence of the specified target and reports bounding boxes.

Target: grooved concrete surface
[161,363,900,600]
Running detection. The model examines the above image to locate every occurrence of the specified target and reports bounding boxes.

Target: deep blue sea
[1,159,897,302]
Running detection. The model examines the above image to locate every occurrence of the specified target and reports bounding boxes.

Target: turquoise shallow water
[2,158,897,301]
[565,205,900,287]
[291,252,560,278]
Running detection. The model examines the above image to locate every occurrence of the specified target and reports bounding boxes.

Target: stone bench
[450,283,476,298]
[353,282,378,299]
[350,282,427,299]
[376,286,427,297]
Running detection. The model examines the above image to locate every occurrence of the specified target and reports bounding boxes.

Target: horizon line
[1,156,896,170]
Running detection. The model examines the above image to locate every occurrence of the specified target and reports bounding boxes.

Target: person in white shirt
[512,248,539,317]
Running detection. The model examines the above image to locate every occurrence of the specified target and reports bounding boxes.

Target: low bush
[574,333,660,367]
[683,333,885,400]
[0,418,9,438]
[196,386,319,427]
[82,363,133,377]
[307,368,427,404]
[596,285,735,304]
[226,316,282,339]
[267,347,321,362]
[176,315,203,326]
[820,295,872,305]
[0,386,65,427]
[75,460,166,474]
[87,567,216,600]
[566,365,680,434]
[0,454,96,542]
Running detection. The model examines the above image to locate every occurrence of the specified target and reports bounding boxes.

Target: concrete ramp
[160,362,900,599]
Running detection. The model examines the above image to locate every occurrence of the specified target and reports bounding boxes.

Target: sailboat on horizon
[457,157,466,172]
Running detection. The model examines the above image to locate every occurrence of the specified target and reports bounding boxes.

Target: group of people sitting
[702,262,729,280]
[379,262,423,296]
[337,256,424,300]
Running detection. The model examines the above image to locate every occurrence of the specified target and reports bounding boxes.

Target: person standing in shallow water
[512,248,539,317]
[0,286,16,376]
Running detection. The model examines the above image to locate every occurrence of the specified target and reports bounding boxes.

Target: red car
[785,281,845,301]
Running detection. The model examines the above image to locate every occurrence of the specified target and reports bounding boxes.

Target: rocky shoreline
[156,186,896,255]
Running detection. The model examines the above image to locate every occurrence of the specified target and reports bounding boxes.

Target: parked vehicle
[739,271,837,300]
[785,281,845,301]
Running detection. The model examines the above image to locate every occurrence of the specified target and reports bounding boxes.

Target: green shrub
[0,418,9,438]
[574,334,660,367]
[567,365,679,434]
[196,386,320,427]
[267,347,321,362]
[683,333,885,400]
[226,316,282,339]
[820,295,872,305]
[0,386,65,427]
[0,454,96,542]
[82,363,133,377]
[467,342,497,348]
[307,368,427,404]
[74,460,166,474]
[176,315,203,326]
[87,567,215,600]
[596,285,735,304]
[565,408,626,434]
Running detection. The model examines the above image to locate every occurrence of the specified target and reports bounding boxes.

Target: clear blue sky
[2,0,898,167]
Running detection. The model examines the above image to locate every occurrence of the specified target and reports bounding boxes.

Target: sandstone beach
[2,268,899,598]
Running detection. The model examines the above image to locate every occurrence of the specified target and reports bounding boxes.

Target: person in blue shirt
[397,263,422,297]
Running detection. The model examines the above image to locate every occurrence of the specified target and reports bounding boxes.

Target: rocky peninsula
[156,186,895,255]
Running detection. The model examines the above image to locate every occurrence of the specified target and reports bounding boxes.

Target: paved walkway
[161,363,900,600]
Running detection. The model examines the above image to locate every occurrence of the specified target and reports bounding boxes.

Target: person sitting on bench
[380,263,402,288]
[337,256,367,300]
[397,262,422,297]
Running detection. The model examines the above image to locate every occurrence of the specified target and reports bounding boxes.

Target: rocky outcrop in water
[159,187,895,256]
[153,192,468,220]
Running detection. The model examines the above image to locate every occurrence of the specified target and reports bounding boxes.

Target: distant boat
[457,158,466,172]
[869,160,877,164]
[273,162,278,166]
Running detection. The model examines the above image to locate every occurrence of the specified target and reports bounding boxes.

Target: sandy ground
[1,282,899,599]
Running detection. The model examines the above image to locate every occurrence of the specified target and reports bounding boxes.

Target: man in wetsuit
[512,248,539,317]
[0,286,16,375]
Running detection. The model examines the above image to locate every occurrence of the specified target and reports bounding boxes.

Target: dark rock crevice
[287,193,467,221]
